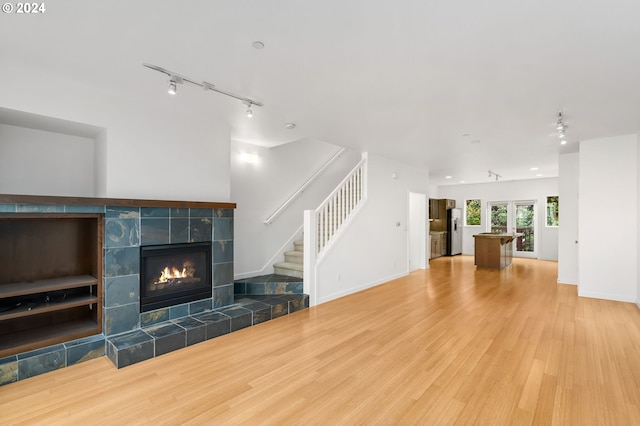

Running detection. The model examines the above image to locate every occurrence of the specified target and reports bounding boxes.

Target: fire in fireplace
[139,242,212,312]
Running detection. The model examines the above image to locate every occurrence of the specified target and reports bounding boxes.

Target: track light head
[167,76,183,95]
[168,80,177,95]
[243,101,254,118]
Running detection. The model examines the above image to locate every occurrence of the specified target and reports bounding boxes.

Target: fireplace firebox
[140,242,212,312]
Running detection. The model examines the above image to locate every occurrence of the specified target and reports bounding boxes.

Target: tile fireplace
[0,194,235,385]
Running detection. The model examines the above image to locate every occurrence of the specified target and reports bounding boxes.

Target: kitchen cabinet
[429,199,456,220]
[472,233,516,269]
[430,232,447,259]
[429,199,440,219]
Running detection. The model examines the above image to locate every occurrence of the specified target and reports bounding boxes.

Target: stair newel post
[303,210,318,306]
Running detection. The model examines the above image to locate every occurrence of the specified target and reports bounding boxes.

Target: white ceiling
[2,0,640,185]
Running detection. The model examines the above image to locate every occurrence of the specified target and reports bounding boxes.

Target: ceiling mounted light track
[143,62,263,116]
[488,170,501,181]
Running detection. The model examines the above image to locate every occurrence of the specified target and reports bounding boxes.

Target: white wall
[557,152,579,285]
[0,123,95,197]
[579,134,638,302]
[638,138,640,308]
[0,63,231,201]
[409,192,427,271]
[437,178,559,260]
[231,139,361,278]
[315,153,429,304]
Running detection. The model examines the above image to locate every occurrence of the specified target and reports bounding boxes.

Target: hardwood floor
[2,256,640,425]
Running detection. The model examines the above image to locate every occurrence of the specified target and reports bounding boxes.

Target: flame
[158,266,188,283]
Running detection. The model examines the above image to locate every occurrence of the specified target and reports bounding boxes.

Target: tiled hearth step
[106,293,309,369]
[234,274,303,296]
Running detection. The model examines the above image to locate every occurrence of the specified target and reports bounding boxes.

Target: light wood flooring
[2,256,640,425]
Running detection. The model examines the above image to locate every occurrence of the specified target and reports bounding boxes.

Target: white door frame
[409,192,427,270]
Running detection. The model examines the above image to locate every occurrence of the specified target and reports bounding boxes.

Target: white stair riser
[284,252,303,264]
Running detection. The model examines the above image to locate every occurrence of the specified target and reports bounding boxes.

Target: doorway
[488,200,537,258]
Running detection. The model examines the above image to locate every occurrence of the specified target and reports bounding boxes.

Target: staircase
[273,239,304,278]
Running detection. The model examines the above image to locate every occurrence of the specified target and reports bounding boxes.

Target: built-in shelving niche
[0,213,103,358]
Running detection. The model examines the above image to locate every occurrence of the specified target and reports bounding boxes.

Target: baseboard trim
[557,276,578,285]
[317,271,407,305]
[578,289,637,304]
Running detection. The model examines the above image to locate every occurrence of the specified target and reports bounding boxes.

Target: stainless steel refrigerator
[446,208,462,255]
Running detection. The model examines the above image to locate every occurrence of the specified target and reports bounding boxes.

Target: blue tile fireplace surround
[0,194,307,386]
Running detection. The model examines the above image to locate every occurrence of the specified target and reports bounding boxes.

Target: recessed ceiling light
[536,173,544,177]
[252,41,265,49]
[284,122,296,130]
[530,167,539,171]
[560,140,567,145]
[459,180,466,183]
[445,176,452,179]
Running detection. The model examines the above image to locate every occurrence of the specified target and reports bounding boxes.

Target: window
[546,196,559,227]
[465,199,481,225]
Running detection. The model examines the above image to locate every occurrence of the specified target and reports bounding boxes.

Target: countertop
[473,233,523,241]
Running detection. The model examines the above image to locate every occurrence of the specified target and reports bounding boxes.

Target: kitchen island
[473,233,518,269]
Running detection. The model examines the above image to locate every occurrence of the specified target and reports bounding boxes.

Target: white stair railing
[315,155,367,255]
[304,153,368,306]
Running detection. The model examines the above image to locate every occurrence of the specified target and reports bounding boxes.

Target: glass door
[489,203,508,233]
[514,201,535,257]
[487,201,537,258]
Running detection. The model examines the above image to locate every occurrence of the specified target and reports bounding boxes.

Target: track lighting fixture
[144,63,263,116]
[167,76,182,95]
[244,101,253,118]
[488,170,501,181]
[556,111,568,144]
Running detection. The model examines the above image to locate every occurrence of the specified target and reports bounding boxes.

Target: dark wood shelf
[0,275,98,298]
[0,318,99,358]
[0,294,98,321]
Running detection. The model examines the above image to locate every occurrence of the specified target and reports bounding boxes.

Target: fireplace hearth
[140,242,212,312]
